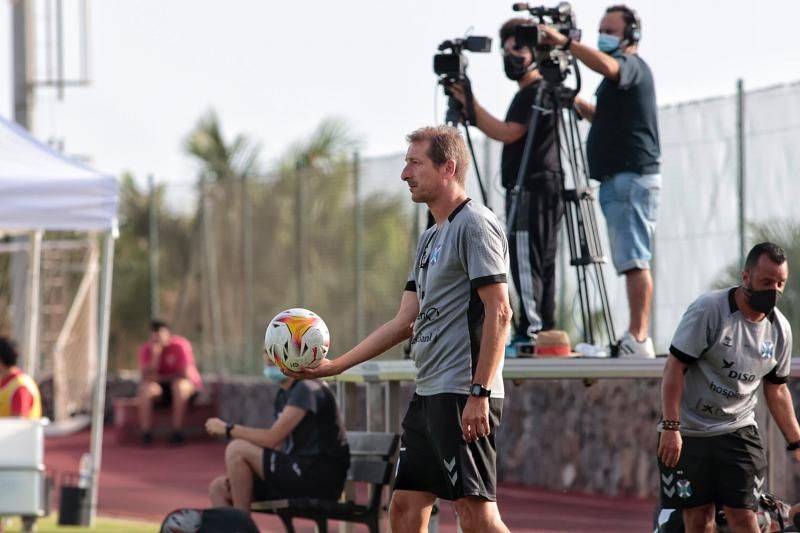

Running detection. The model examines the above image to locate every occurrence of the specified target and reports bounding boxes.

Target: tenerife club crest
[430,244,443,265]
[676,479,692,499]
[759,340,775,359]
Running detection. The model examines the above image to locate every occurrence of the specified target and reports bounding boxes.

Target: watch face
[471,384,489,396]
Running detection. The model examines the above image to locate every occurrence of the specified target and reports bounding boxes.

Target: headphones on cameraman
[620,6,641,45]
[606,5,641,47]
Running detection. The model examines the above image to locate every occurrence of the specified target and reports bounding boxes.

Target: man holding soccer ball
[290,126,512,533]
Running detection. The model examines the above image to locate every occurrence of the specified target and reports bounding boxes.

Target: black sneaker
[168,431,185,446]
[140,431,153,447]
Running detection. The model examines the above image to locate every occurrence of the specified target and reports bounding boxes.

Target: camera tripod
[507,75,616,350]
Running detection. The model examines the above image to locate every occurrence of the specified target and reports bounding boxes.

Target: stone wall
[74,373,800,501]
[496,379,661,498]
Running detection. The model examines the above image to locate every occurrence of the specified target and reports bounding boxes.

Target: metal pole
[295,163,305,306]
[79,0,90,82]
[201,179,226,372]
[88,232,115,527]
[24,230,43,377]
[12,0,35,129]
[736,79,746,267]
[56,0,65,100]
[482,136,492,208]
[353,151,364,341]
[242,174,255,372]
[148,174,160,319]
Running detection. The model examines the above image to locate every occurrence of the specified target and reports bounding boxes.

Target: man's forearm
[766,384,800,442]
[467,102,521,144]
[661,356,685,421]
[570,41,620,80]
[472,303,511,387]
[335,317,412,373]
[229,424,281,449]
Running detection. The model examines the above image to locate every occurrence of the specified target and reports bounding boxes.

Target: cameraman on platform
[451,18,563,351]
[539,5,661,358]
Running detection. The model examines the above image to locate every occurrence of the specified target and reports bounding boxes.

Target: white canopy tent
[0,114,118,525]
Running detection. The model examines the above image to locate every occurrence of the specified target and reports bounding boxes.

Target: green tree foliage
[247,118,413,370]
[185,110,261,182]
[172,113,414,374]
[110,174,192,370]
[713,222,800,335]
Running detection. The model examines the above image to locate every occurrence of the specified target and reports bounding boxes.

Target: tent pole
[88,231,114,526]
[24,230,42,377]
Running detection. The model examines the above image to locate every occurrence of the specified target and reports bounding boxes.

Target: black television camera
[432,35,492,125]
[511,2,581,84]
[433,35,492,86]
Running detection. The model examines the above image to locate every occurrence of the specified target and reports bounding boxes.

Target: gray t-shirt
[405,199,508,398]
[667,287,792,437]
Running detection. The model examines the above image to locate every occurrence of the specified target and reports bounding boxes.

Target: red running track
[45,430,656,532]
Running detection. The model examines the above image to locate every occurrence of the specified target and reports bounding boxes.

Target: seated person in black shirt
[205,359,349,515]
[451,18,563,350]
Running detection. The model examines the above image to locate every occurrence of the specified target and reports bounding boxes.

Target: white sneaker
[575,342,608,358]
[617,331,655,358]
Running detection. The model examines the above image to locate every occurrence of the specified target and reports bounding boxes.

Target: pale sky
[2,0,800,188]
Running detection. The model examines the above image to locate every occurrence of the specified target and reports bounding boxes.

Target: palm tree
[182,110,263,373]
[185,110,261,182]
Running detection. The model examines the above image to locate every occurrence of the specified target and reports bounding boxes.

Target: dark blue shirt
[586,53,660,180]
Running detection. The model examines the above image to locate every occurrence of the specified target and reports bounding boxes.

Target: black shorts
[657,426,767,511]
[252,449,348,501]
[393,393,503,501]
[154,380,197,408]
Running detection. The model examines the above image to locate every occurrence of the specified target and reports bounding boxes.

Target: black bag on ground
[160,507,260,533]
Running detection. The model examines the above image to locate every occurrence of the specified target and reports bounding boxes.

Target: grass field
[0,515,158,532]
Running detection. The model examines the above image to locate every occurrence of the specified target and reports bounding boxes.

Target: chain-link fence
[105,80,800,375]
[135,153,416,375]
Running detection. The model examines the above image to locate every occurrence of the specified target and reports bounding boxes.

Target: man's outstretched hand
[282,357,340,380]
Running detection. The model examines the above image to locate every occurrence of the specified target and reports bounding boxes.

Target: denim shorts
[598,172,661,274]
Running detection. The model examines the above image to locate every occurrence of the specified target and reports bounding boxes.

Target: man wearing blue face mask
[204,358,349,516]
[539,4,661,358]
[450,18,563,353]
[657,242,800,533]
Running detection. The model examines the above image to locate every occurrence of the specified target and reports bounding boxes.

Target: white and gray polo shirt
[668,287,792,437]
[405,199,509,399]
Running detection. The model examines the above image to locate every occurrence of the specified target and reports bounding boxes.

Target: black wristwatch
[469,384,491,398]
[786,440,800,451]
[225,423,235,440]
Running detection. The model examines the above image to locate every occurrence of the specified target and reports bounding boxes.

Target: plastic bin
[57,472,89,526]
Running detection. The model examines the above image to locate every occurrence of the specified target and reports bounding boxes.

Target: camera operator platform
[449,10,615,355]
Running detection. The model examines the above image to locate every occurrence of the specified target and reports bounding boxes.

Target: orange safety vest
[0,371,42,419]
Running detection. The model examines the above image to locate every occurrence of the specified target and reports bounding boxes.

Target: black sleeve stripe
[471,274,507,289]
[765,366,789,385]
[669,345,697,365]
[404,280,416,292]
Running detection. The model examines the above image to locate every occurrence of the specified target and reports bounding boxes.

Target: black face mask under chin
[503,54,529,81]
[744,285,781,315]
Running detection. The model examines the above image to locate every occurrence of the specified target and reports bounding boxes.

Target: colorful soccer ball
[264,308,330,371]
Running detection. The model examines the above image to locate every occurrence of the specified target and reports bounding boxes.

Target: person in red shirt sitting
[137,320,203,446]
